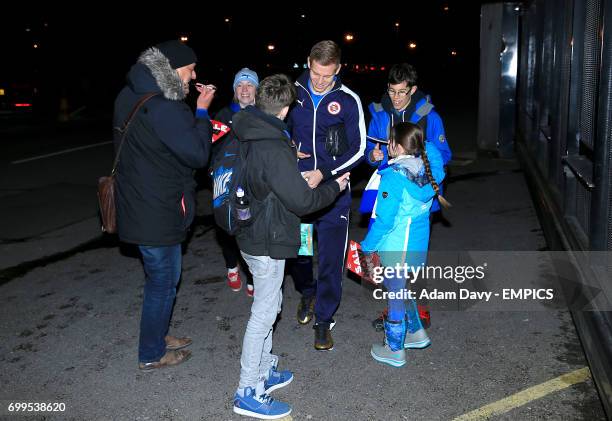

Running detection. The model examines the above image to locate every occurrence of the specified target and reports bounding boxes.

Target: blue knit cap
[233,68,259,90]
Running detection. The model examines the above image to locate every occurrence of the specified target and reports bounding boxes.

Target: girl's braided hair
[390,122,451,208]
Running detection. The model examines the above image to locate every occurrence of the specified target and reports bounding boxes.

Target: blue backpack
[211,137,251,235]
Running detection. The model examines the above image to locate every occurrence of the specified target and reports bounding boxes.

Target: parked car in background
[0,82,36,115]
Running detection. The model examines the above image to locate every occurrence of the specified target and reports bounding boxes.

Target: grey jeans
[238,252,285,389]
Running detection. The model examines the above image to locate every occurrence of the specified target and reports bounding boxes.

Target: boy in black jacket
[230,74,350,419]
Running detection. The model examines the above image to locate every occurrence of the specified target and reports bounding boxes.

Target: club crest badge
[327,101,341,115]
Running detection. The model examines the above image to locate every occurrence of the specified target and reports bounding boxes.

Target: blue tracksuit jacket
[365,92,451,212]
[288,71,366,182]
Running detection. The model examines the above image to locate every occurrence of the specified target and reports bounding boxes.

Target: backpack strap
[414,96,433,138]
[236,140,253,195]
[414,96,434,119]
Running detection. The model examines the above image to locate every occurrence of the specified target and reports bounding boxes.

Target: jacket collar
[381,90,429,121]
[245,105,289,135]
[296,70,342,94]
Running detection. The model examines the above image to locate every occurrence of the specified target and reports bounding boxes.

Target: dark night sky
[1,2,482,116]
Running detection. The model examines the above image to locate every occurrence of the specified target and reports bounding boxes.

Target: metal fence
[516,0,612,415]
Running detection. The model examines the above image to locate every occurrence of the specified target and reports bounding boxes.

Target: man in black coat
[113,40,215,370]
[230,74,350,419]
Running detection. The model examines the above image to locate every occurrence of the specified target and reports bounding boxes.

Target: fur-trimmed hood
[125,47,186,101]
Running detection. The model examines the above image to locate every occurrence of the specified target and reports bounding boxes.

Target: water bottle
[235,187,251,221]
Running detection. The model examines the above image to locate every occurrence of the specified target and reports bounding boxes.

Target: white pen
[195,83,217,91]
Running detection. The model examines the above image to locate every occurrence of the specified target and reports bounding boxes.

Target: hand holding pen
[195,82,216,110]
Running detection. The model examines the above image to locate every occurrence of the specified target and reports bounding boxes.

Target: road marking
[453,367,591,421]
[11,141,113,164]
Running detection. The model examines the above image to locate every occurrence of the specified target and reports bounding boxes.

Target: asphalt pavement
[0,111,607,420]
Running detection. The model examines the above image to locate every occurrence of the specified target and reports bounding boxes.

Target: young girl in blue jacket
[361,122,450,367]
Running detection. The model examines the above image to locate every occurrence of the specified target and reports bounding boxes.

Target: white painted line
[11,141,113,165]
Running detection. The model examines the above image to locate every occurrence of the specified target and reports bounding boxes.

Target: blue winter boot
[405,299,431,349]
[371,318,407,367]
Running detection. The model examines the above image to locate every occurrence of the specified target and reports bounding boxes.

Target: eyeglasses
[387,88,410,97]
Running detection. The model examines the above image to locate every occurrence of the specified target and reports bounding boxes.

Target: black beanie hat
[155,40,197,69]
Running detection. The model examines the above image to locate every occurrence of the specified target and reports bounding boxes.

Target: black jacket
[214,102,240,126]
[232,106,340,259]
[211,102,241,160]
[113,46,212,246]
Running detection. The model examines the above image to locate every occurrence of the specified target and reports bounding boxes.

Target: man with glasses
[362,63,451,347]
[365,63,451,170]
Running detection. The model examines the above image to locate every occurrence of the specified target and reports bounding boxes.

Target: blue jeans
[384,272,422,333]
[138,244,182,363]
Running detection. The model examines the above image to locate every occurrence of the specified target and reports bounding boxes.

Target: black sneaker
[297,296,315,325]
[372,313,385,332]
[313,321,335,351]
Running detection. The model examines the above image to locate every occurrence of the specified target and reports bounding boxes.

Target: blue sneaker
[233,387,292,419]
[264,367,293,394]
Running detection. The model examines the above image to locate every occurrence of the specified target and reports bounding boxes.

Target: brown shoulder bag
[98,93,158,233]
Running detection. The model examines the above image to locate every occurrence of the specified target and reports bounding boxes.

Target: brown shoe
[138,349,192,371]
[165,335,192,351]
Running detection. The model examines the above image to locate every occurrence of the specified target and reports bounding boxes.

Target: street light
[267,44,275,51]
[408,42,417,49]
[345,33,354,42]
[180,36,188,42]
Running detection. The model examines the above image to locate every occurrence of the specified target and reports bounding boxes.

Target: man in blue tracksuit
[287,40,366,351]
[364,63,451,213]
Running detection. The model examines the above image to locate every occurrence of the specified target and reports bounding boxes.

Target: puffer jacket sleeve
[365,104,390,167]
[149,100,212,169]
[361,172,402,253]
[427,111,452,165]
